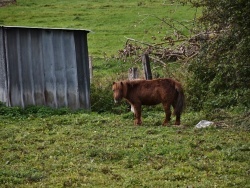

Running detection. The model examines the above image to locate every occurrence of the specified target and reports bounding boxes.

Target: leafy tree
[185,0,250,110]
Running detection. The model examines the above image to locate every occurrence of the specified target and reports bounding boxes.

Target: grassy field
[0,0,197,57]
[0,0,250,187]
[0,108,250,187]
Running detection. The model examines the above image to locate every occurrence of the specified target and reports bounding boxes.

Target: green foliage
[185,0,250,111]
[0,105,72,119]
[0,106,22,118]
[90,81,114,113]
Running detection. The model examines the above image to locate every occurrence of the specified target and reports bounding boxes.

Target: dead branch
[118,29,218,65]
[125,37,154,47]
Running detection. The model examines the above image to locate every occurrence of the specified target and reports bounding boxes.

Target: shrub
[90,82,114,113]
[185,0,250,111]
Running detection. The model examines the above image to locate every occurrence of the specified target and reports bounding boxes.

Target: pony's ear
[120,82,123,86]
[113,82,116,85]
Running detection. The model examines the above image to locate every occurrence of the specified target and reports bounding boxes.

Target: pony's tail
[173,82,185,115]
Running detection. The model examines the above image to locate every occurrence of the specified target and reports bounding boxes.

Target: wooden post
[128,67,139,80]
[142,54,152,80]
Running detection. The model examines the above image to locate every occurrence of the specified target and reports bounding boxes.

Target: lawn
[0,109,250,187]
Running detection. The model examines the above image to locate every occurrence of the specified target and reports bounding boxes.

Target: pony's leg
[172,104,180,125]
[133,104,142,125]
[162,103,171,126]
[174,113,181,125]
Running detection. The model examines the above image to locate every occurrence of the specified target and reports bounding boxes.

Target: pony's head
[112,81,124,103]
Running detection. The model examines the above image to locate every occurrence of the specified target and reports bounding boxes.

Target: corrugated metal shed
[0,26,91,110]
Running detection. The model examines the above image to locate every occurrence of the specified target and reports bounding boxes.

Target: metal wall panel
[0,26,90,110]
[0,27,7,103]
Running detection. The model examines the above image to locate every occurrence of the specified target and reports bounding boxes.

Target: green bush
[90,82,113,113]
[185,0,250,111]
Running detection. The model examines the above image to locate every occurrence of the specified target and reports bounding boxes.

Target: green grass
[0,109,250,187]
[0,1,250,187]
[0,0,197,57]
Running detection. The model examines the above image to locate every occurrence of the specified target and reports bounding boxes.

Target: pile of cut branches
[118,32,217,66]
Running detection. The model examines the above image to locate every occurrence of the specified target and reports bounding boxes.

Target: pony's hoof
[134,121,142,125]
[174,121,180,125]
[162,123,170,127]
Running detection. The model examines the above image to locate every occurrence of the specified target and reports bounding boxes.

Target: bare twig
[125,37,154,47]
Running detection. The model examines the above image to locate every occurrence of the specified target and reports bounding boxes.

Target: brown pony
[112,78,185,126]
